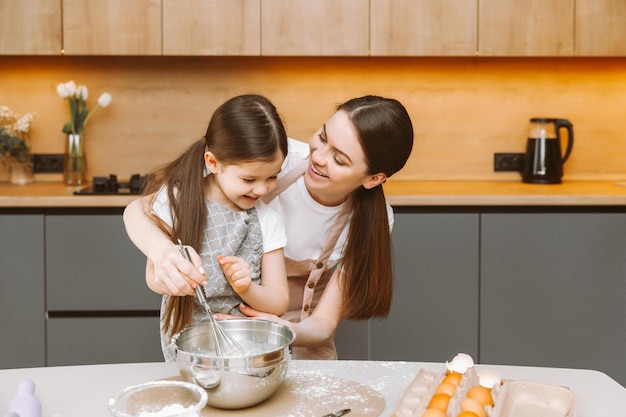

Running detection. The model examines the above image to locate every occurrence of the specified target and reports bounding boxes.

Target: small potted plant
[0,105,35,185]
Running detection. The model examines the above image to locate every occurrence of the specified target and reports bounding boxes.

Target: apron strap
[262,158,308,203]
[300,198,352,320]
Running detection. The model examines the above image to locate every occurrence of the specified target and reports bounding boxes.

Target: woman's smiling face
[305,110,385,207]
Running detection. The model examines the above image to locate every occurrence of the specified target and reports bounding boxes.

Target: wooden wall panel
[1,56,626,182]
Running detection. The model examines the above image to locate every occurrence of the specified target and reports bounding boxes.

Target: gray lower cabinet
[480,213,626,386]
[336,212,480,362]
[0,215,45,368]
[45,214,164,365]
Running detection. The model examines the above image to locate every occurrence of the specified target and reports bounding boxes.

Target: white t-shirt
[266,138,394,264]
[152,186,286,254]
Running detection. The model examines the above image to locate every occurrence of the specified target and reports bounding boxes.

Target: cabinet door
[576,0,626,56]
[261,0,369,56]
[370,0,477,56]
[481,213,626,386]
[46,215,161,311]
[478,0,574,56]
[0,0,62,55]
[0,215,45,368]
[370,213,480,362]
[47,317,163,365]
[163,0,260,55]
[62,0,162,55]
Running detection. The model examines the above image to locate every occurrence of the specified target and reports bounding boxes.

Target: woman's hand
[218,255,252,293]
[149,243,206,296]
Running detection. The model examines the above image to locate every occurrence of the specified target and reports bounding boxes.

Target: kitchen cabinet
[370,0,477,56]
[62,0,162,55]
[575,0,626,56]
[335,212,480,362]
[260,0,369,56]
[480,213,626,386]
[45,214,163,365]
[163,0,260,56]
[478,0,575,56]
[0,215,45,369]
[0,0,62,55]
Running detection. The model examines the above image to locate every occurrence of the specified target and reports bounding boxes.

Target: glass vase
[9,162,34,185]
[64,133,86,185]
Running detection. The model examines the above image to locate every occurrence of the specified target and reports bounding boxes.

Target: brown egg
[421,409,447,417]
[427,393,451,411]
[461,397,487,417]
[434,381,457,396]
[467,385,494,407]
[442,371,463,386]
[457,412,480,417]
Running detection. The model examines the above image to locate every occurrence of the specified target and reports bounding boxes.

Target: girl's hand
[218,255,252,293]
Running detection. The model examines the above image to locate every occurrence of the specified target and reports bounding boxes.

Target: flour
[136,403,198,417]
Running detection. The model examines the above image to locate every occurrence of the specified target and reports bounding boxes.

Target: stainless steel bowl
[173,319,295,409]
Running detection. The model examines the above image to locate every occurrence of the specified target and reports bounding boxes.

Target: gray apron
[160,201,263,361]
[264,159,351,359]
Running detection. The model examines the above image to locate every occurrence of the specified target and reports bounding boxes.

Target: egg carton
[391,368,577,417]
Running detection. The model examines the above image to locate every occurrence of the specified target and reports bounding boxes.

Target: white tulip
[65,80,77,96]
[77,85,88,100]
[97,92,112,107]
[56,83,70,98]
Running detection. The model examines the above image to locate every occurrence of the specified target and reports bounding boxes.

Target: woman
[124,95,414,359]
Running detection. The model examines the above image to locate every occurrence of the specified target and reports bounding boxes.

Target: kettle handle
[554,118,574,163]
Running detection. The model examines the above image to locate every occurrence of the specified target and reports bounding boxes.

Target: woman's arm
[234,269,344,347]
[123,197,206,296]
[218,248,289,316]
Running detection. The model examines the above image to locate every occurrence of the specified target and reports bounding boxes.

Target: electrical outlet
[494,153,525,172]
[33,154,64,173]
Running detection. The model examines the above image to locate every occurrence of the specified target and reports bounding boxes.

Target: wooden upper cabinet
[62,0,162,55]
[163,0,260,55]
[370,0,477,56]
[0,0,62,55]
[478,0,574,56]
[576,0,626,56]
[261,0,369,56]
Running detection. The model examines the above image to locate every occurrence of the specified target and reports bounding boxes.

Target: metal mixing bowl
[173,319,295,409]
[108,380,208,417]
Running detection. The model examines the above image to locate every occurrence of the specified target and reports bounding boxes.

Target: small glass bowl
[108,380,208,417]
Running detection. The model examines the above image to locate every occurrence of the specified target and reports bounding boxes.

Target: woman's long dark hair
[336,96,414,320]
[143,94,288,338]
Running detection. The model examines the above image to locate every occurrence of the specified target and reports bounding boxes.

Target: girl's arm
[219,248,289,316]
[123,197,206,296]
[233,268,344,348]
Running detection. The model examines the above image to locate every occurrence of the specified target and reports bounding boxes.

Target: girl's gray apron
[264,159,351,360]
[160,201,262,361]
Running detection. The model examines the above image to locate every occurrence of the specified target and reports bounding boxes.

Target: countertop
[0,360,624,417]
[2,180,626,208]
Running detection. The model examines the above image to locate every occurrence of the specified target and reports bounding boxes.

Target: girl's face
[205,150,283,211]
[306,110,386,206]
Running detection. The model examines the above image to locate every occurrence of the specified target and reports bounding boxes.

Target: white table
[1,360,624,417]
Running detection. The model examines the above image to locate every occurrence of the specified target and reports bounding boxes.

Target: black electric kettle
[522,118,574,184]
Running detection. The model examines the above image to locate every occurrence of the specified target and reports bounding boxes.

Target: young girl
[125,95,414,359]
[141,94,290,360]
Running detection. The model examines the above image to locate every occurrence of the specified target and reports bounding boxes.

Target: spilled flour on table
[284,373,379,417]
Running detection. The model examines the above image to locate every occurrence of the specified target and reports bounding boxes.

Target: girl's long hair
[336,96,414,320]
[143,94,288,338]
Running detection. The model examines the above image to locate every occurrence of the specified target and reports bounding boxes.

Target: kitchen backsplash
[1,56,625,182]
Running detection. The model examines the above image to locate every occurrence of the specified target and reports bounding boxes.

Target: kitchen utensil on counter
[522,118,574,184]
[177,240,246,358]
[321,408,352,417]
[173,319,295,409]
[107,380,208,417]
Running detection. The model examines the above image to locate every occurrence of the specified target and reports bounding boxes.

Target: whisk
[178,239,247,357]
